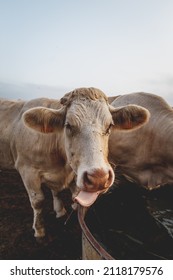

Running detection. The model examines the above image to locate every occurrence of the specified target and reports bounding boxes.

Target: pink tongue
[74,190,101,207]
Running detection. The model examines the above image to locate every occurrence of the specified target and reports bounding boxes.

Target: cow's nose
[83,168,114,192]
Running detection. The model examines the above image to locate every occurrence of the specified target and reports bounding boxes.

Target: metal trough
[77,183,173,260]
[78,205,114,260]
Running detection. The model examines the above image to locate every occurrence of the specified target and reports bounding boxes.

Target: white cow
[109,92,173,189]
[0,88,149,239]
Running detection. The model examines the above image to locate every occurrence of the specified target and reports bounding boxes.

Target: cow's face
[23,88,150,193]
[62,90,114,193]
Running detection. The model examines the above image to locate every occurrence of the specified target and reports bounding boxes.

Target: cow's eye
[65,122,77,135]
[105,123,114,135]
[65,122,72,131]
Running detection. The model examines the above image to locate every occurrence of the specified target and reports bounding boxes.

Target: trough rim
[78,205,114,260]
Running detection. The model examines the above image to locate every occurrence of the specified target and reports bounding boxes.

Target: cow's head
[23,88,149,194]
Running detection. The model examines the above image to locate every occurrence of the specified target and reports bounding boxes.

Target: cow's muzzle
[82,168,114,192]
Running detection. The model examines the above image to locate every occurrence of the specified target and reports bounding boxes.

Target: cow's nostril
[109,169,113,180]
[83,171,93,185]
[107,169,114,186]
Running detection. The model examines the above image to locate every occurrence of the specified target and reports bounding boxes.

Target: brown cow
[0,88,149,239]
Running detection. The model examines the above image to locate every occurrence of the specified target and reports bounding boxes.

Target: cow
[109,92,173,190]
[0,87,149,239]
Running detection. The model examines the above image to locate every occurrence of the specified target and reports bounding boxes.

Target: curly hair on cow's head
[60,87,108,106]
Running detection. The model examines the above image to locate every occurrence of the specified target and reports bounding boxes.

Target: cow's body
[109,92,173,189]
[0,88,149,238]
[0,98,73,186]
[0,98,75,238]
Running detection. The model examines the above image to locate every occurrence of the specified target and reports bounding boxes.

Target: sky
[0,0,173,103]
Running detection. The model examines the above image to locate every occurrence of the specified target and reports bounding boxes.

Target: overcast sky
[0,0,173,103]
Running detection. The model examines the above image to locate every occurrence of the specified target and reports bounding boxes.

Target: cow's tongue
[74,190,101,207]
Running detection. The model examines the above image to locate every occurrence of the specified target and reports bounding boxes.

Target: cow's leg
[51,190,66,218]
[28,186,45,238]
[18,168,45,238]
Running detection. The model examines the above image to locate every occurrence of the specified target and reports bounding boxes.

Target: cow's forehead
[65,98,112,127]
[61,87,108,106]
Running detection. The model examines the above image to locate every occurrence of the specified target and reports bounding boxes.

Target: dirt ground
[0,169,82,260]
[1,169,173,260]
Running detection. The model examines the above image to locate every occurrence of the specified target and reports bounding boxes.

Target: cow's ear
[109,104,150,130]
[23,107,65,133]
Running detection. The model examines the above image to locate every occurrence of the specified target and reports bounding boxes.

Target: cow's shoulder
[111,92,173,113]
[21,98,62,112]
[108,95,120,104]
[0,98,25,110]
[0,98,25,125]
